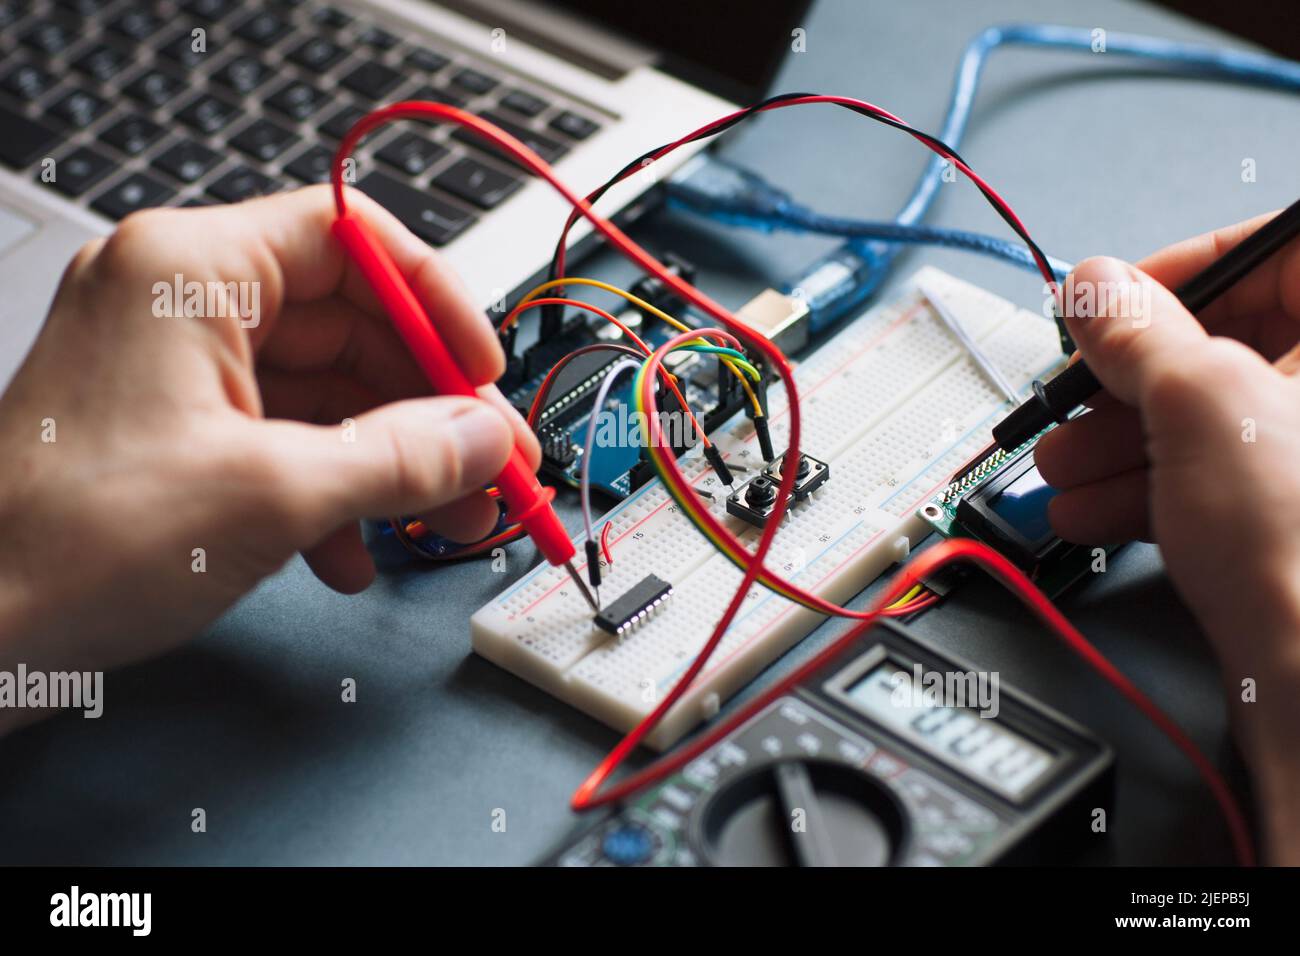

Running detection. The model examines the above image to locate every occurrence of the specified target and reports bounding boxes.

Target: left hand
[0,186,538,687]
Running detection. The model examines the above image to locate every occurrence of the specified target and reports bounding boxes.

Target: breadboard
[471,267,1064,749]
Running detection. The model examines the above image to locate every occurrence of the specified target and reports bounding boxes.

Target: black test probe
[954,196,1300,481]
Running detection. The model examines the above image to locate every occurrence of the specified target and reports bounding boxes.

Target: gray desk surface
[2,0,1296,865]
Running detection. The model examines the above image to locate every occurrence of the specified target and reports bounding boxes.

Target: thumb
[263,396,515,532]
[1062,256,1208,407]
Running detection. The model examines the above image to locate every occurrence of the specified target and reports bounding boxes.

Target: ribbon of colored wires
[507,276,764,418]
[505,295,713,445]
[331,100,1251,865]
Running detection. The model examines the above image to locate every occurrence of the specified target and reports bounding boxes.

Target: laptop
[0,0,808,388]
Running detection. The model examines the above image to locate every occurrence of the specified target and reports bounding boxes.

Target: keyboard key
[454,111,568,166]
[233,11,291,47]
[375,131,447,176]
[431,156,520,209]
[21,20,76,56]
[180,0,239,22]
[49,89,109,129]
[42,145,114,197]
[549,111,601,140]
[176,93,238,134]
[123,68,184,109]
[267,80,328,120]
[212,56,269,95]
[284,144,333,184]
[320,104,367,140]
[405,47,449,74]
[229,117,298,162]
[158,27,213,69]
[499,89,547,118]
[110,9,164,42]
[91,172,176,219]
[1,63,55,101]
[451,68,498,95]
[341,62,404,101]
[55,0,114,15]
[410,84,467,108]
[0,0,19,28]
[99,115,164,156]
[288,37,347,71]
[0,103,59,168]
[358,26,399,50]
[358,171,475,246]
[311,6,352,29]
[208,165,281,203]
[153,139,221,182]
[73,44,130,82]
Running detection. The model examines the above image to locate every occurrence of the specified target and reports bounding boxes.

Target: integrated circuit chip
[594,574,674,636]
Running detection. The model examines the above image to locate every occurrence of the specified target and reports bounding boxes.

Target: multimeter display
[843,664,1057,799]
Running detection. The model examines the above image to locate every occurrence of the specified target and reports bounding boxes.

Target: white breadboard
[471,267,1064,749]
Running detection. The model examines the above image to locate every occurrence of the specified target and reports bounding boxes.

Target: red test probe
[331,213,598,612]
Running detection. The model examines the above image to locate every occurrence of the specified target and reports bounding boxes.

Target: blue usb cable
[665,23,1300,331]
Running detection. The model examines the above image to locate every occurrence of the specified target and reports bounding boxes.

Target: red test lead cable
[328,149,596,609]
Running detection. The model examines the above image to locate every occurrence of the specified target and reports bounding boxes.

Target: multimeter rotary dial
[696,758,907,866]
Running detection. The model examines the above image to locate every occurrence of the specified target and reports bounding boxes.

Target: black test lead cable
[954,196,1300,481]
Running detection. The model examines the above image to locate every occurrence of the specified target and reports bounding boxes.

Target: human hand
[0,187,539,694]
[1032,214,1300,859]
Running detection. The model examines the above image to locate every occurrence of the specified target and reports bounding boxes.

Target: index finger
[1137,208,1300,332]
[232,185,505,386]
[1061,255,1208,408]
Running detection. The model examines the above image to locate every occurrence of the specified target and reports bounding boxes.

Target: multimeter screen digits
[844,664,1058,799]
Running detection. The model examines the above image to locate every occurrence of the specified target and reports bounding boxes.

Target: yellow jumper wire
[510,276,765,417]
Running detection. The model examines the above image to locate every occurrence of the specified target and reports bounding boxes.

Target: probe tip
[565,559,601,612]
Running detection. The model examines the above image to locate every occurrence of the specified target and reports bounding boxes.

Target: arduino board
[471,267,1065,750]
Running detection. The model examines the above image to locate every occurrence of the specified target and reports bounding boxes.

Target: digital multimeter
[545,620,1113,866]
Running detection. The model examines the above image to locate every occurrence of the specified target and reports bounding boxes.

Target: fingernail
[449,403,510,483]
[1073,255,1130,281]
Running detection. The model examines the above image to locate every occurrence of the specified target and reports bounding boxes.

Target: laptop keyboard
[0,0,605,244]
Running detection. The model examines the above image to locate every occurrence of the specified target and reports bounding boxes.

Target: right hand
[1032,214,1300,860]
